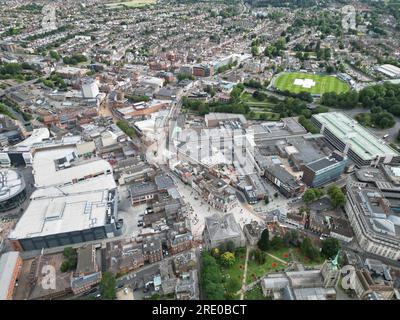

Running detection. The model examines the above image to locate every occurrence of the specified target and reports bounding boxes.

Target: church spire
[330,250,340,271]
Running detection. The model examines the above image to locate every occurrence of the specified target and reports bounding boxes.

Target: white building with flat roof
[9,144,120,251]
[81,78,99,99]
[32,146,112,188]
[312,112,400,167]
[375,64,400,78]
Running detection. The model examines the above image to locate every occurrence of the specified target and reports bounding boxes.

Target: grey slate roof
[205,213,243,242]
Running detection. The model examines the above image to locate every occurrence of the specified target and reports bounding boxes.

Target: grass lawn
[246,253,286,284]
[221,253,246,281]
[241,92,275,108]
[267,247,292,263]
[274,72,350,95]
[242,92,280,121]
[219,252,247,294]
[244,101,274,108]
[245,246,324,284]
[105,0,156,8]
[241,92,260,103]
[244,284,272,300]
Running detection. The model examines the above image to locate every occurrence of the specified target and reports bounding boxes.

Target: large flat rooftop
[306,155,344,172]
[32,146,113,187]
[349,185,400,242]
[9,174,116,240]
[252,117,307,141]
[313,112,399,161]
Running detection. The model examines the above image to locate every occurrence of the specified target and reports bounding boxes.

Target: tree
[298,116,319,134]
[99,272,116,300]
[275,37,286,51]
[0,63,22,75]
[303,189,316,204]
[234,246,246,258]
[323,48,331,60]
[177,73,195,81]
[229,84,244,103]
[252,91,267,101]
[257,229,270,251]
[283,230,299,247]
[220,251,236,267]
[270,236,285,250]
[321,238,340,259]
[303,188,324,204]
[226,240,235,253]
[50,50,61,61]
[211,247,220,258]
[326,65,335,73]
[251,45,260,57]
[296,51,304,60]
[200,252,225,300]
[225,277,241,295]
[117,120,136,139]
[60,247,77,272]
[327,185,346,209]
[218,242,227,254]
[244,79,263,89]
[300,237,320,261]
[251,248,266,265]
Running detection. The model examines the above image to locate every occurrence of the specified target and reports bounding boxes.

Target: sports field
[105,0,156,8]
[273,72,350,95]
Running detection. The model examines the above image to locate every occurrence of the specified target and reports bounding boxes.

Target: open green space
[240,91,275,108]
[220,252,246,296]
[245,246,324,285]
[274,72,350,95]
[246,252,286,284]
[241,91,280,121]
[290,247,324,267]
[105,0,156,8]
[244,284,272,300]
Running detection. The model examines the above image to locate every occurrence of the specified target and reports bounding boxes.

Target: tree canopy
[302,188,325,204]
[283,230,299,247]
[270,235,285,250]
[99,272,116,300]
[300,237,320,262]
[220,251,236,267]
[60,247,77,273]
[257,228,270,251]
[200,252,225,300]
[327,185,346,209]
[321,237,340,259]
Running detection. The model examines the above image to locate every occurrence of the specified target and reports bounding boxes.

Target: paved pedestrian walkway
[265,252,289,266]
[239,247,250,300]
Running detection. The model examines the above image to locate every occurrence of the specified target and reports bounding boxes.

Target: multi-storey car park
[311,112,400,167]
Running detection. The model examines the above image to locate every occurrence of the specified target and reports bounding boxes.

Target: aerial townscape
[1,0,400,303]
